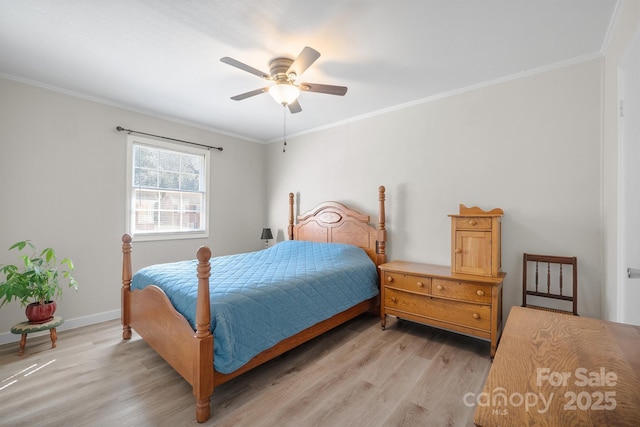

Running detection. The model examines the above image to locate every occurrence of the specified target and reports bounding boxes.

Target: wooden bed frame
[121,186,387,423]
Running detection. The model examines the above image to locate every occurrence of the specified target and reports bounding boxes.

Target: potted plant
[0,240,78,324]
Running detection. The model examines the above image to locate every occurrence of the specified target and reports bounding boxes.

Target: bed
[120,186,387,423]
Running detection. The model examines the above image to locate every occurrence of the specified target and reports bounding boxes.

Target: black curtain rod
[116,126,223,151]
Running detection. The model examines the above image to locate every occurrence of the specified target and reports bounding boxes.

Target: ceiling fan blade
[220,57,271,80]
[287,46,320,78]
[299,83,348,96]
[288,99,302,114]
[230,87,269,101]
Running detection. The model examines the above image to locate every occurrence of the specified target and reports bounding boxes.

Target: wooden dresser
[379,261,505,357]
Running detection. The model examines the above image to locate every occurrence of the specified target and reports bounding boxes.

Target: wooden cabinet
[379,261,504,357]
[449,205,503,277]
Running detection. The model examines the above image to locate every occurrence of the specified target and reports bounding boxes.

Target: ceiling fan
[220,46,347,114]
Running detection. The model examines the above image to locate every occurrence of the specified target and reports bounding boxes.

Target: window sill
[131,231,209,242]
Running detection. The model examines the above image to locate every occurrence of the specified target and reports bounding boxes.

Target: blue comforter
[131,240,378,374]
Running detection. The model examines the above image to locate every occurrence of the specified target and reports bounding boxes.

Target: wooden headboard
[287,186,387,266]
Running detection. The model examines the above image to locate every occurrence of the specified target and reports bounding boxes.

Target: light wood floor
[0,315,492,427]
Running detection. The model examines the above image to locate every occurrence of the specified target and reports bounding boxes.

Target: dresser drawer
[382,272,430,295]
[384,288,491,331]
[453,216,492,230]
[431,279,491,303]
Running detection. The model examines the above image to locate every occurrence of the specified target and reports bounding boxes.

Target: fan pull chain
[282,105,287,153]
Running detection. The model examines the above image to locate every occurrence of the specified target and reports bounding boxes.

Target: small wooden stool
[10,316,64,356]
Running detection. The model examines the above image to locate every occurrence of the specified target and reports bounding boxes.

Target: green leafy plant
[0,240,78,307]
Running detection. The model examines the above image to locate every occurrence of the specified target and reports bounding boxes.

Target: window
[126,135,210,241]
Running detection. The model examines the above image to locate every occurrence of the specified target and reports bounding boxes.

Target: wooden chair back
[522,253,578,315]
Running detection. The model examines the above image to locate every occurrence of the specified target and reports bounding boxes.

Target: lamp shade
[268,84,300,105]
[260,228,273,240]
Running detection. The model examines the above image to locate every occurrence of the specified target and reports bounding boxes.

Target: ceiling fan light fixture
[269,83,300,106]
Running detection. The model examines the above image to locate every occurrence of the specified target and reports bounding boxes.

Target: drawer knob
[436,284,444,291]
[454,248,462,254]
[472,313,480,320]
[417,281,424,288]
[387,276,393,282]
[476,290,485,296]
[469,220,477,226]
[391,296,397,303]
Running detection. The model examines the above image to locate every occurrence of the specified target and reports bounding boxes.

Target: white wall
[266,58,603,320]
[2,18,631,339]
[0,78,266,338]
[601,1,640,321]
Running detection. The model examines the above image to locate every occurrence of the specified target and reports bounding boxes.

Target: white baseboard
[0,309,121,345]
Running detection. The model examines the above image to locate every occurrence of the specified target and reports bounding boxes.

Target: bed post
[376,186,387,265]
[194,245,214,423]
[288,192,294,240]
[121,234,132,340]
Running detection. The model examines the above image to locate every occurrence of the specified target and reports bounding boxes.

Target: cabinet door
[453,230,492,275]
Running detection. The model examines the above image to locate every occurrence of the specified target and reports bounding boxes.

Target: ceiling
[0,1,619,142]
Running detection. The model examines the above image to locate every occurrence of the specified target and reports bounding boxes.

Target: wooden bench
[473,307,640,426]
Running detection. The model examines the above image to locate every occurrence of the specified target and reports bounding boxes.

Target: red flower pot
[25,301,57,324]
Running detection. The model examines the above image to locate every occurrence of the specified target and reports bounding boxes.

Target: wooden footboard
[121,186,387,423]
[121,236,213,422]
